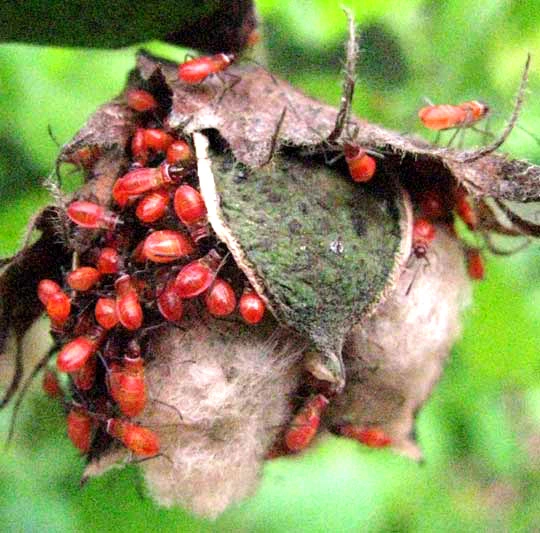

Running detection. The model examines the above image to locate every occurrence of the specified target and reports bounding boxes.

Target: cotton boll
[141,317,304,519]
[325,225,471,459]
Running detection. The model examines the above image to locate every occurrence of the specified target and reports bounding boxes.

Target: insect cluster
[5,31,534,517]
[29,51,493,467]
[35,51,390,464]
[37,78,271,460]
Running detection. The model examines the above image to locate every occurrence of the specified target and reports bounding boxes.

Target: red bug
[173,185,207,223]
[67,201,120,230]
[454,187,478,231]
[131,240,146,264]
[142,230,195,264]
[246,29,261,47]
[37,279,71,326]
[67,266,101,291]
[157,278,184,322]
[38,279,62,305]
[173,185,209,241]
[94,297,119,330]
[205,278,236,317]
[56,325,107,373]
[42,370,63,398]
[67,408,94,453]
[166,140,194,166]
[466,248,485,281]
[108,354,147,418]
[143,128,174,153]
[418,100,489,131]
[96,247,123,275]
[115,275,143,331]
[339,425,392,448]
[178,53,236,84]
[174,249,222,298]
[106,418,160,457]
[419,189,447,220]
[72,355,97,391]
[113,165,184,206]
[131,128,148,166]
[64,146,101,170]
[136,189,170,223]
[238,288,266,324]
[126,89,158,113]
[284,394,329,452]
[45,292,72,326]
[343,144,377,183]
[412,218,436,261]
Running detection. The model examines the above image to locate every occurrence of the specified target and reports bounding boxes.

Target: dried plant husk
[324,225,471,459]
[197,133,412,389]
[0,46,536,520]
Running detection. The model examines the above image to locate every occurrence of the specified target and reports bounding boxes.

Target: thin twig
[461,54,531,163]
[327,7,358,144]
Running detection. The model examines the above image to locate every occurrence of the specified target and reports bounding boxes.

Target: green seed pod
[196,133,412,390]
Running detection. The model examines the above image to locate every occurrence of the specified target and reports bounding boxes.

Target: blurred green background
[2,1,540,531]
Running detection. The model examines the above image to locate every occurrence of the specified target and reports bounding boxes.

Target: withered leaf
[128,53,540,209]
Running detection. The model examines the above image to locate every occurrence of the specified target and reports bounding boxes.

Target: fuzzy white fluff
[141,319,304,518]
[325,225,472,459]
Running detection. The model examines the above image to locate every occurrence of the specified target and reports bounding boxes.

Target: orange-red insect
[115,275,143,331]
[64,146,101,170]
[126,89,158,113]
[157,278,184,322]
[136,189,170,223]
[72,355,97,391]
[178,53,236,84]
[94,297,119,330]
[205,278,236,317]
[419,190,447,220]
[37,279,71,326]
[466,248,485,281]
[131,128,148,166]
[418,100,489,131]
[343,144,377,183]
[173,185,207,225]
[56,325,107,373]
[67,201,119,230]
[173,185,209,241]
[42,370,63,398]
[106,418,160,457]
[246,29,261,47]
[38,279,62,305]
[96,247,123,275]
[46,292,72,325]
[67,408,94,453]
[166,140,194,166]
[339,425,392,448]
[67,266,101,291]
[142,230,195,264]
[454,187,478,231]
[238,288,266,324]
[108,355,147,418]
[143,128,174,153]
[113,166,170,206]
[174,249,221,298]
[284,394,329,452]
[412,218,436,261]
